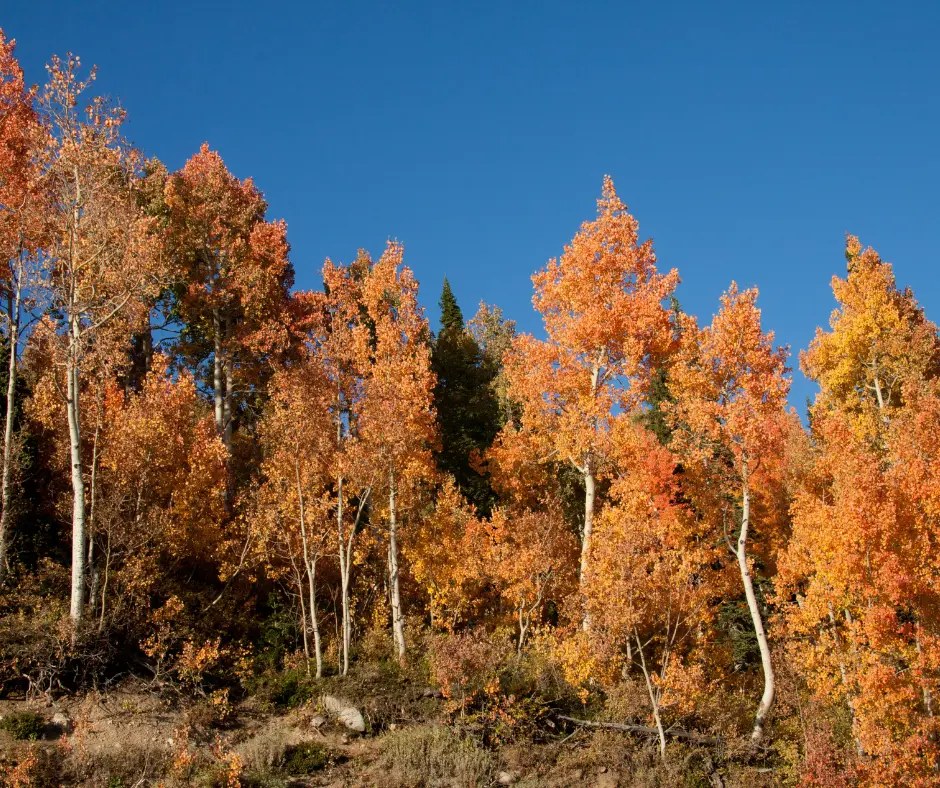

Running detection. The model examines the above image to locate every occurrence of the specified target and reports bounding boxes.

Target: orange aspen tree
[163,144,293,451]
[356,241,436,663]
[94,358,227,630]
[779,237,940,780]
[586,420,717,758]
[319,250,374,675]
[35,54,162,626]
[501,177,678,613]
[407,477,489,631]
[669,283,790,745]
[257,354,335,678]
[0,29,42,584]
[487,504,577,653]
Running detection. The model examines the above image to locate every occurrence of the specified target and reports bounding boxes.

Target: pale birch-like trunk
[296,456,323,678]
[307,558,323,679]
[67,323,87,626]
[581,456,595,584]
[336,472,351,675]
[213,308,224,436]
[737,466,775,745]
[86,409,101,613]
[0,280,21,585]
[223,318,233,448]
[635,629,667,759]
[292,558,310,675]
[388,466,406,662]
[579,354,603,629]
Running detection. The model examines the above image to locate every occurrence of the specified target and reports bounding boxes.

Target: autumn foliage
[1,26,939,788]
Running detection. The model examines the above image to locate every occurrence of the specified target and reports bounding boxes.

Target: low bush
[376,725,497,788]
[282,741,330,774]
[0,710,46,740]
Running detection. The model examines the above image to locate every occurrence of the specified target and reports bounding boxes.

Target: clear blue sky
[4,1,939,413]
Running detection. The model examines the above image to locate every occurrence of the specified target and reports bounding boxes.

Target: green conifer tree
[431,280,502,515]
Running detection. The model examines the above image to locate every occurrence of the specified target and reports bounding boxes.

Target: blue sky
[4,1,939,413]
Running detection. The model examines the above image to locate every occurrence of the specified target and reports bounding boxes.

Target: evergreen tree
[431,280,502,515]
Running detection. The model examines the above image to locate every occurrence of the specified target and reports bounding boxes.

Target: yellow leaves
[802,235,940,437]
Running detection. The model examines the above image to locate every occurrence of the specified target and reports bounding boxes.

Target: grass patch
[376,725,496,788]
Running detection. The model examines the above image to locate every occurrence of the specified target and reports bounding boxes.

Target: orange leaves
[669,283,790,469]
[778,237,940,777]
[355,241,437,487]
[102,359,227,558]
[503,176,679,470]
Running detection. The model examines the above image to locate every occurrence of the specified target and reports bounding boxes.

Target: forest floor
[0,664,782,787]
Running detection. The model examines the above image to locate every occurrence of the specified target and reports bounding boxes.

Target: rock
[51,712,71,732]
[497,771,517,785]
[319,694,366,733]
[309,713,328,729]
[421,686,443,698]
[598,765,608,774]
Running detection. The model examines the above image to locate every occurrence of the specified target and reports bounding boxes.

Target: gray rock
[309,713,328,729]
[497,772,517,785]
[51,712,71,732]
[319,694,365,733]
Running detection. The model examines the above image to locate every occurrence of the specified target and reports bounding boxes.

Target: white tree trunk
[388,466,406,662]
[336,473,351,676]
[580,454,596,630]
[307,558,323,679]
[0,281,21,585]
[223,319,233,449]
[67,332,87,627]
[635,630,667,759]
[213,308,224,436]
[296,456,322,678]
[738,470,775,745]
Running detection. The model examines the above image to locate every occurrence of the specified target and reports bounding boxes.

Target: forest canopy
[0,28,938,788]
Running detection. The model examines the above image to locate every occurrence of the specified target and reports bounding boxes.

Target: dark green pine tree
[431,279,502,516]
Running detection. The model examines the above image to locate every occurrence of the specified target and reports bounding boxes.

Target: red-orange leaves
[499,176,679,596]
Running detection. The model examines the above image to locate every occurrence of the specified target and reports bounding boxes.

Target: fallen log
[557,714,722,746]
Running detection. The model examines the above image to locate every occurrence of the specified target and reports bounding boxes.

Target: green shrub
[0,710,46,740]
[269,669,315,708]
[282,742,330,774]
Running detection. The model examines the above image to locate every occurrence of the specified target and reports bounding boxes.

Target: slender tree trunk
[581,456,595,583]
[580,352,604,629]
[308,558,323,679]
[737,467,775,745]
[67,329,87,628]
[388,466,406,662]
[635,629,667,759]
[294,562,310,675]
[223,317,233,449]
[86,408,101,613]
[336,466,351,676]
[296,456,323,678]
[98,529,111,632]
[580,455,595,630]
[517,601,528,655]
[213,308,224,436]
[0,279,21,585]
